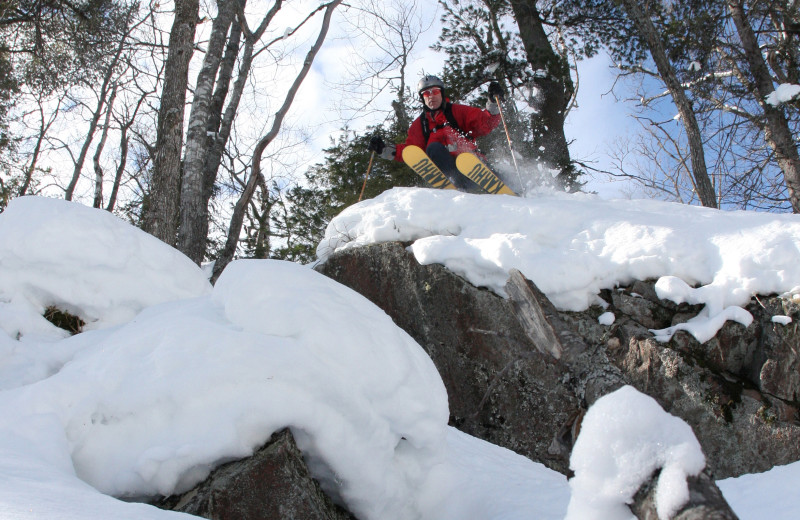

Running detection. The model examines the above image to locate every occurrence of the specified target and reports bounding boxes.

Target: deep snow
[1,192,799,519]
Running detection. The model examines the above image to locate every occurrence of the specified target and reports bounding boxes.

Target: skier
[368,75,505,192]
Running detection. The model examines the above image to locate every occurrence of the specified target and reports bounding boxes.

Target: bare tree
[64,51,120,201]
[64,2,141,201]
[616,0,718,209]
[726,0,800,213]
[600,0,797,211]
[142,0,200,243]
[606,115,709,205]
[177,0,238,263]
[336,0,432,130]
[105,67,154,213]
[17,89,66,196]
[213,0,343,281]
[173,0,352,267]
[92,84,118,207]
[173,0,283,264]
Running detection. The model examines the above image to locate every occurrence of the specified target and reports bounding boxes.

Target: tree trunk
[106,124,128,213]
[64,70,115,201]
[619,0,718,209]
[92,85,117,208]
[212,0,342,282]
[728,0,800,213]
[177,0,236,263]
[508,0,576,191]
[250,174,273,259]
[198,4,244,254]
[19,94,61,196]
[142,0,200,245]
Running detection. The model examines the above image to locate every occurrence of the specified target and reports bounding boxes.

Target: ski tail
[455,153,517,196]
[402,145,457,190]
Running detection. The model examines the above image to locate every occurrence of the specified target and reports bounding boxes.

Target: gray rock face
[159,241,798,520]
[590,283,800,477]
[317,242,800,481]
[615,282,800,405]
[157,429,354,520]
[631,470,739,520]
[315,242,582,475]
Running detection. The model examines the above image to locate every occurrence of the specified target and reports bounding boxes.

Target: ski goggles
[421,87,442,98]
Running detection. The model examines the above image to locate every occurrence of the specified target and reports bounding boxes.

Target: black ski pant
[426,142,481,192]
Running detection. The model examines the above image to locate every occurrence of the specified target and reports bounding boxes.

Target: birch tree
[177,0,238,262]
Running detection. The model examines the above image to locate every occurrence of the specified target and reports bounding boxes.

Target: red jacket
[395,101,501,161]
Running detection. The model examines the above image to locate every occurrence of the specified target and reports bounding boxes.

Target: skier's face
[421,87,443,110]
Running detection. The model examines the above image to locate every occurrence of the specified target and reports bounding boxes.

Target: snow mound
[2,259,448,520]
[566,386,705,520]
[0,198,449,520]
[0,196,211,330]
[319,187,800,343]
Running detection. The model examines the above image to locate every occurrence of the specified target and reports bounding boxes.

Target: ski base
[402,145,457,190]
[455,153,517,195]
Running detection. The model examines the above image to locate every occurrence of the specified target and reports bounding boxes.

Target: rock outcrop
[632,470,738,520]
[157,429,354,520]
[160,241,798,519]
[317,241,800,518]
[317,242,582,475]
[571,280,800,477]
[317,242,800,480]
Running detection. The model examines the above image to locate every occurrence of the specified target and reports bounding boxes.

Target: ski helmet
[418,75,445,98]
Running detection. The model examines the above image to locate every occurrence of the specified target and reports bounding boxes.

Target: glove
[488,81,505,102]
[379,144,397,161]
[368,136,385,154]
[368,135,396,160]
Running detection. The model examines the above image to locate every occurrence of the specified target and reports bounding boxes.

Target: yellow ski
[455,153,517,195]
[402,145,457,190]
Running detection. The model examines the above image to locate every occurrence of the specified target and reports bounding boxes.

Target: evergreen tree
[433,0,634,192]
[273,127,423,264]
[1,0,135,95]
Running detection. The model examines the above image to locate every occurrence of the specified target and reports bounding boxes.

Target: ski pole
[494,95,523,188]
[358,151,376,202]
